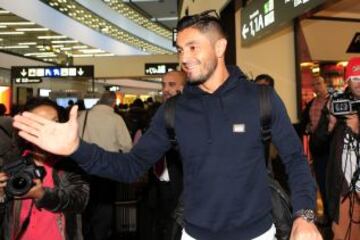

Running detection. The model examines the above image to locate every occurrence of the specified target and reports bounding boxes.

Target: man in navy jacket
[14,10,322,240]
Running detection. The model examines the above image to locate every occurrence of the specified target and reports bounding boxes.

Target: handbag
[259,85,293,240]
[164,87,293,239]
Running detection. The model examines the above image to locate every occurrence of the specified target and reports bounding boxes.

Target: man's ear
[215,38,227,58]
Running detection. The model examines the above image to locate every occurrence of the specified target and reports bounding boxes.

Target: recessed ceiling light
[0,31,24,35]
[18,42,37,45]
[16,28,49,32]
[38,35,68,39]
[3,45,29,49]
[51,40,78,44]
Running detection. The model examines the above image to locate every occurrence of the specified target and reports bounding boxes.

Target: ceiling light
[79,49,105,53]
[71,54,93,57]
[0,10,10,14]
[0,31,24,35]
[3,45,29,49]
[0,22,35,26]
[51,40,78,44]
[16,28,49,31]
[72,45,88,49]
[0,26,6,29]
[24,52,56,56]
[151,17,178,22]
[94,53,115,57]
[18,42,37,45]
[38,35,67,39]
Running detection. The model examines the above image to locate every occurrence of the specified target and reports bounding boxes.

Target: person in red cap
[311,57,360,240]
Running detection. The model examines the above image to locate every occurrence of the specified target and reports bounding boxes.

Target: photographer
[312,57,360,240]
[0,97,89,240]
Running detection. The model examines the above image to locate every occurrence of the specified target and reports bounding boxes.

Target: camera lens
[12,177,28,189]
[7,173,33,196]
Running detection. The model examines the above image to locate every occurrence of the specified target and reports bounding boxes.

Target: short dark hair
[98,91,116,106]
[254,74,275,87]
[0,103,6,116]
[22,97,63,122]
[176,10,226,39]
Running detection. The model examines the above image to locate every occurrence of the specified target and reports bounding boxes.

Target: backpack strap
[81,110,89,139]
[164,94,181,147]
[259,85,272,169]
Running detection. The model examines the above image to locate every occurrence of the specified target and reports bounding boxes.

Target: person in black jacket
[0,97,89,240]
[300,76,330,224]
[150,70,186,240]
[12,10,322,240]
[311,57,360,240]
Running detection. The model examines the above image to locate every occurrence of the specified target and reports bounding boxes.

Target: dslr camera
[330,90,360,116]
[2,156,46,198]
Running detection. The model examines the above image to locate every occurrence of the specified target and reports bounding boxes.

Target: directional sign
[11,65,94,81]
[241,0,326,46]
[15,78,42,84]
[145,63,178,75]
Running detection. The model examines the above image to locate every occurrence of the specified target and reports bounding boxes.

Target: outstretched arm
[13,106,80,156]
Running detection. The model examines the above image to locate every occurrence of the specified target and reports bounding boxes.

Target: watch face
[302,209,315,222]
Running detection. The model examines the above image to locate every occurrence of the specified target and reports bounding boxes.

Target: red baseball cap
[346,57,360,81]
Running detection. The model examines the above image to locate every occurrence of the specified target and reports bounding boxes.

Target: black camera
[330,90,360,116]
[2,156,46,197]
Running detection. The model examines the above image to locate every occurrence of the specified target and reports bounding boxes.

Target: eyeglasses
[177,9,220,31]
[190,9,220,22]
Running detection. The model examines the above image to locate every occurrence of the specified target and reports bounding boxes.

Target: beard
[186,58,218,85]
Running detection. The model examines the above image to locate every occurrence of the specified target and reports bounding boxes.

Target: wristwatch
[293,209,316,223]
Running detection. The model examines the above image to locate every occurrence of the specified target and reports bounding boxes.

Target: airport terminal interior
[0,0,360,239]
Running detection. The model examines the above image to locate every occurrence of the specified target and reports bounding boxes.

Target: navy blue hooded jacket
[71,66,316,239]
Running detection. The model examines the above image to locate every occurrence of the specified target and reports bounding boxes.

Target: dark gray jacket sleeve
[35,160,89,213]
[270,91,317,212]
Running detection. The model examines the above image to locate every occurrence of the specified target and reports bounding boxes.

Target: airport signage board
[144,63,178,75]
[241,0,326,46]
[11,65,94,84]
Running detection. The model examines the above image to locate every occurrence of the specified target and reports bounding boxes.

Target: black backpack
[164,85,293,240]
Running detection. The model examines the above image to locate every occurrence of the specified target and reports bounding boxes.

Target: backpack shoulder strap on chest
[259,85,272,167]
[164,94,180,147]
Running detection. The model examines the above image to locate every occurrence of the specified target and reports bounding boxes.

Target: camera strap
[15,200,34,240]
[81,110,89,139]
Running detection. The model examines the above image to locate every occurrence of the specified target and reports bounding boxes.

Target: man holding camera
[311,57,360,240]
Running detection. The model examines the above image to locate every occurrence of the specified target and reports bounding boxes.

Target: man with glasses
[13,10,321,240]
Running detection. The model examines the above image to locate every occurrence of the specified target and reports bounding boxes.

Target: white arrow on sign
[77,68,84,76]
[20,69,27,77]
[242,24,249,39]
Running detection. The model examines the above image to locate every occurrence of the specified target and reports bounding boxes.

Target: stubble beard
[186,59,218,86]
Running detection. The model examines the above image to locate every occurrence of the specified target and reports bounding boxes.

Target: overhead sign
[241,0,326,46]
[145,63,178,75]
[11,65,94,84]
[347,32,360,53]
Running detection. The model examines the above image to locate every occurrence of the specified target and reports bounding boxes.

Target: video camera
[2,155,46,198]
[330,89,360,116]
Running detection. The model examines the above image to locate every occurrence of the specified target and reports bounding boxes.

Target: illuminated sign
[11,65,94,83]
[145,63,178,75]
[241,0,326,46]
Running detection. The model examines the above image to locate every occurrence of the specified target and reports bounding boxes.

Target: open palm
[13,106,80,156]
